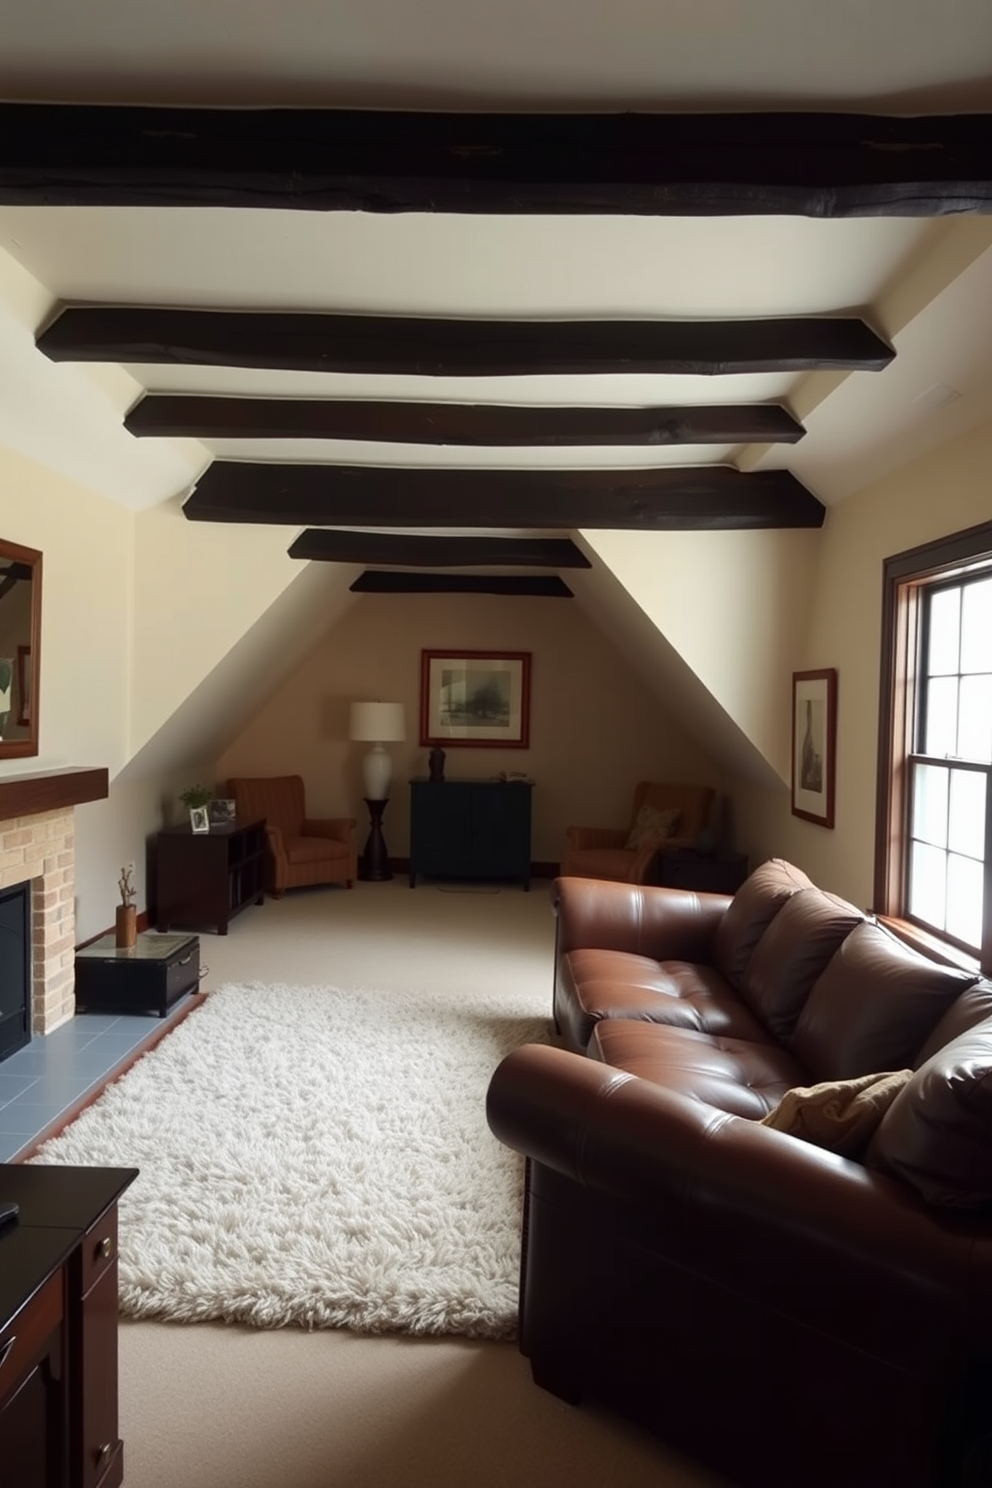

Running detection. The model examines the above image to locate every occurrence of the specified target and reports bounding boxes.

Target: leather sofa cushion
[740,888,865,1042]
[789,921,981,1081]
[592,1020,806,1119]
[558,948,771,1053]
[866,1019,992,1208]
[712,857,812,989]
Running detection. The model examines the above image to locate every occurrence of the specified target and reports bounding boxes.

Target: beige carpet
[116,879,731,1488]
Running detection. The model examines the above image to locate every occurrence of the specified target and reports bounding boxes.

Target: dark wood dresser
[0,1163,138,1488]
[408,778,533,889]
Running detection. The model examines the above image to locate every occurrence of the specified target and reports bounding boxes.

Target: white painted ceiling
[0,1,991,523]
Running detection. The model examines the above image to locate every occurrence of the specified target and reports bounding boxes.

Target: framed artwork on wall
[791,668,837,828]
[420,650,531,748]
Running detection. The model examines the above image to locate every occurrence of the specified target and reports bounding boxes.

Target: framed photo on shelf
[420,650,531,748]
[791,668,837,828]
[208,798,236,826]
[189,805,210,834]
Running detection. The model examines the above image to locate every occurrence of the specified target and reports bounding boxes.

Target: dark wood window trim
[874,519,992,974]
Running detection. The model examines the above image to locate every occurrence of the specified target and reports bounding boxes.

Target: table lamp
[348,701,406,881]
[348,701,406,800]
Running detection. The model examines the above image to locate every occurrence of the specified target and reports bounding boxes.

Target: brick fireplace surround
[0,807,75,1033]
[0,767,109,1037]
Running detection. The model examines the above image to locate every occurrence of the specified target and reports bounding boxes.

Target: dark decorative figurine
[428,746,446,782]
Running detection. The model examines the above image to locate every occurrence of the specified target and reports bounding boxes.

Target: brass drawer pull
[97,1236,115,1260]
[178,953,193,967]
[0,1336,15,1370]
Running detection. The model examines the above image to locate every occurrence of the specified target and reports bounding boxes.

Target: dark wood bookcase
[156,817,266,935]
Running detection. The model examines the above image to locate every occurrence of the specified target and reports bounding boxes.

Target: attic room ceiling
[0,2,991,570]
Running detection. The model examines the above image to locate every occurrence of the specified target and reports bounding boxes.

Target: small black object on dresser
[75,931,200,1017]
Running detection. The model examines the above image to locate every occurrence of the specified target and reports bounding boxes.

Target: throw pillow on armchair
[624,805,681,851]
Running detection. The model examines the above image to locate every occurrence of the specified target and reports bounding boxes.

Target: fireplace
[0,880,30,1061]
[0,767,109,1040]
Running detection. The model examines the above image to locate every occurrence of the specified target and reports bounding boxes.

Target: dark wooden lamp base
[359,797,393,881]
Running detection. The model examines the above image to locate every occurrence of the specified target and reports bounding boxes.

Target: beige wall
[7,408,992,944]
[0,444,220,937]
[729,412,992,909]
[131,500,303,758]
[217,592,726,864]
[584,525,821,782]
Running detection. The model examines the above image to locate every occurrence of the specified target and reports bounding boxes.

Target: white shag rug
[30,981,551,1339]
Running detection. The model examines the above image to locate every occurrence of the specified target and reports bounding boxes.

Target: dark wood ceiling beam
[2,105,991,217]
[127,394,806,446]
[40,308,893,376]
[185,461,825,530]
[350,572,573,596]
[288,531,591,567]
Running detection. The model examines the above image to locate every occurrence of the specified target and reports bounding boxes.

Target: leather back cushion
[914,978,992,1066]
[789,921,980,1082]
[865,1020,992,1208]
[739,888,865,1042]
[712,858,813,989]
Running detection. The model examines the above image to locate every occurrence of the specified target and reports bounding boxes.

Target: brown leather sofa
[486,860,992,1488]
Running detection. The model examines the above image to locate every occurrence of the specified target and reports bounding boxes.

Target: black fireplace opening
[0,881,31,1063]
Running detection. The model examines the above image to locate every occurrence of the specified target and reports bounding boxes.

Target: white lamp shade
[349,701,406,743]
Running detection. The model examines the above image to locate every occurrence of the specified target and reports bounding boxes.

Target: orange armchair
[227,775,357,896]
[561,780,716,884]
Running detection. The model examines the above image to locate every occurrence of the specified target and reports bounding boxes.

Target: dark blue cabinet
[409,778,533,889]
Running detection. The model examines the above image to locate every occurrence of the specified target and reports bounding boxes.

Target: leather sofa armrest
[487,1044,992,1357]
[553,874,729,961]
[302,817,357,842]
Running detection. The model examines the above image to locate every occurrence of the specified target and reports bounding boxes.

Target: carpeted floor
[31,977,550,1337]
[67,881,731,1487]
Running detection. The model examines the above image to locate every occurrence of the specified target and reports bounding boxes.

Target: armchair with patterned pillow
[561,780,715,884]
[227,774,357,896]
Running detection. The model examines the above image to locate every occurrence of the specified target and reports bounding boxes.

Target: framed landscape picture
[420,650,531,748]
[792,668,837,828]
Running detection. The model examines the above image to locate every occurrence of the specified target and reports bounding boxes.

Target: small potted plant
[179,783,213,832]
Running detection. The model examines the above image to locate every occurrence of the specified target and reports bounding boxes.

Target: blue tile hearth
[0,1002,192,1161]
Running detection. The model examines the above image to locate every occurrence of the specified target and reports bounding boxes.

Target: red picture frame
[420,650,531,749]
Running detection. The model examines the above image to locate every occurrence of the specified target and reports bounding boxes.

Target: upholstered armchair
[227,775,357,896]
[561,780,716,884]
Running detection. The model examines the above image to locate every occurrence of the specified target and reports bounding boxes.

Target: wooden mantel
[0,766,109,820]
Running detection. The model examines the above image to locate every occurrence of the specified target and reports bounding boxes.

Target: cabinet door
[0,1272,64,1488]
[75,1211,124,1488]
[411,785,472,876]
[470,786,530,878]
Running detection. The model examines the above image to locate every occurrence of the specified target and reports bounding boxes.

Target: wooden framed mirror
[0,539,41,759]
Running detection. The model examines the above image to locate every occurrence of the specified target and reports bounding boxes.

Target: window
[876,522,992,975]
